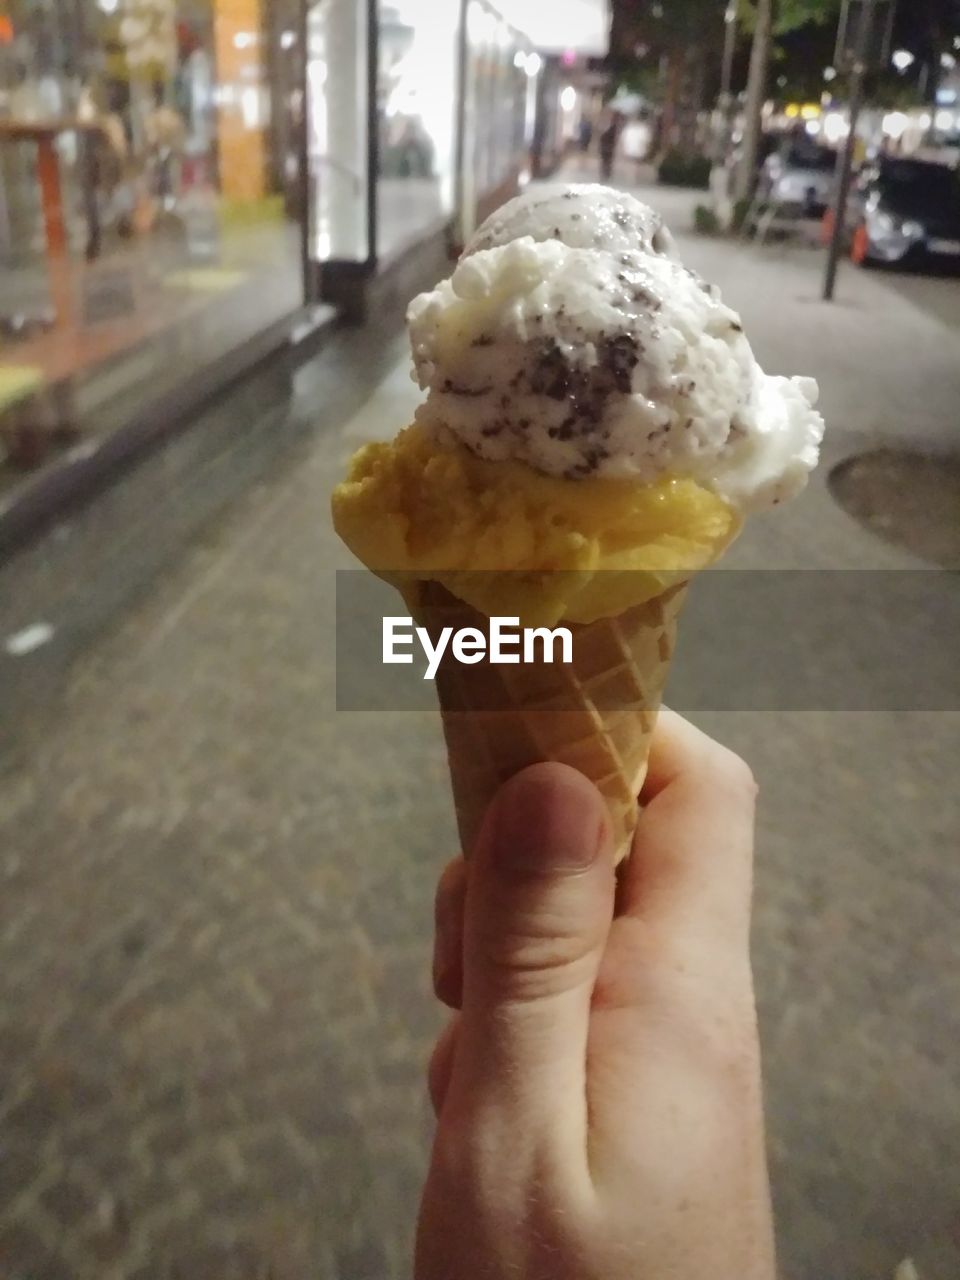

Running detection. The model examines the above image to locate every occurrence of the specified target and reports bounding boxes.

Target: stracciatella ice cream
[407,184,824,512]
[333,183,826,625]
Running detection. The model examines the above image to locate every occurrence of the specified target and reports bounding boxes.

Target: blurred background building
[4,2,960,529]
[0,0,607,487]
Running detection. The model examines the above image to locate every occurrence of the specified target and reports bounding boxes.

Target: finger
[617,708,757,948]
[448,764,616,1133]
[427,1016,460,1116]
[639,706,735,800]
[433,857,467,1009]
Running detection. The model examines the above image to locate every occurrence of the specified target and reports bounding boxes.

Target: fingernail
[492,768,606,876]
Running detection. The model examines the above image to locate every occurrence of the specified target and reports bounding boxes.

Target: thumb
[450,764,615,1127]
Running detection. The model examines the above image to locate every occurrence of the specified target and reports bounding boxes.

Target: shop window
[0,0,305,473]
[462,0,536,238]
[307,0,369,262]
[377,0,460,260]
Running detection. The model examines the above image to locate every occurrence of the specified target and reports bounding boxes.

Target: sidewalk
[1,175,958,1280]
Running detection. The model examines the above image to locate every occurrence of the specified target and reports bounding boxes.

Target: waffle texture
[412,581,687,862]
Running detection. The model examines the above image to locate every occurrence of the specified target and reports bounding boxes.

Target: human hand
[417,709,775,1280]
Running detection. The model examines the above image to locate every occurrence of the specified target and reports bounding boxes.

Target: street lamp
[891,48,915,73]
[721,1,739,103]
[710,0,740,167]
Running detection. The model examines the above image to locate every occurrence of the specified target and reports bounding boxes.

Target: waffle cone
[412,581,687,862]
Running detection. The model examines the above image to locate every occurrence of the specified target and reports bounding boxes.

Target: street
[1,172,959,1280]
[872,264,960,333]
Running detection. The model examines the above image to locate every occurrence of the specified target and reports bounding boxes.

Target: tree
[735,0,842,199]
[609,0,727,153]
[770,20,843,101]
[739,0,842,34]
[772,0,842,30]
[736,0,775,199]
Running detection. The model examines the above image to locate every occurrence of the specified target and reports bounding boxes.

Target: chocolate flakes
[599,334,641,393]
[441,379,493,397]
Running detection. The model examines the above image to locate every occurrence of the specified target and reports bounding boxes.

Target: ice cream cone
[334,185,825,869]
[412,580,687,863]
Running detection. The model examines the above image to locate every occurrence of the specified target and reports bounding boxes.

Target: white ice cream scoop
[408,186,824,512]
[465,183,678,260]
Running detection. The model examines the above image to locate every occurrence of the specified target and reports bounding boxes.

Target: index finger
[616,708,758,947]
[640,708,752,802]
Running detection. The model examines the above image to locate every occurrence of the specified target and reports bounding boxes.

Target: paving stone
[335,1238,391,1280]
[38,1176,100,1232]
[0,1223,73,1280]
[3,1091,62,1144]
[0,1141,45,1215]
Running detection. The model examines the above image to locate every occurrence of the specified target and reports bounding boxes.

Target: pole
[823,0,878,301]
[721,0,739,103]
[712,0,739,166]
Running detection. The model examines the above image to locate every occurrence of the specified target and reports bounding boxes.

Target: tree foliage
[773,0,843,33]
[738,0,842,37]
[608,1,729,150]
[609,0,727,64]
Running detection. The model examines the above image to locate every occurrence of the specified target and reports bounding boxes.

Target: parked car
[851,156,960,267]
[760,138,838,216]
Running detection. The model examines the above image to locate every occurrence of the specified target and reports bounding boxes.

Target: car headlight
[867,211,926,241]
[867,209,899,238]
[863,208,924,260]
[870,212,921,241]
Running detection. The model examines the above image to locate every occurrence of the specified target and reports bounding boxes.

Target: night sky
[894,0,960,48]
[772,0,960,99]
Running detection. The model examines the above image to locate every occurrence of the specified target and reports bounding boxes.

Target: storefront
[314,0,538,313]
[0,0,550,497]
[459,0,539,237]
[0,0,309,478]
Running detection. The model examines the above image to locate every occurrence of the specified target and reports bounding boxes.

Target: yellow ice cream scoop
[331,423,739,627]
